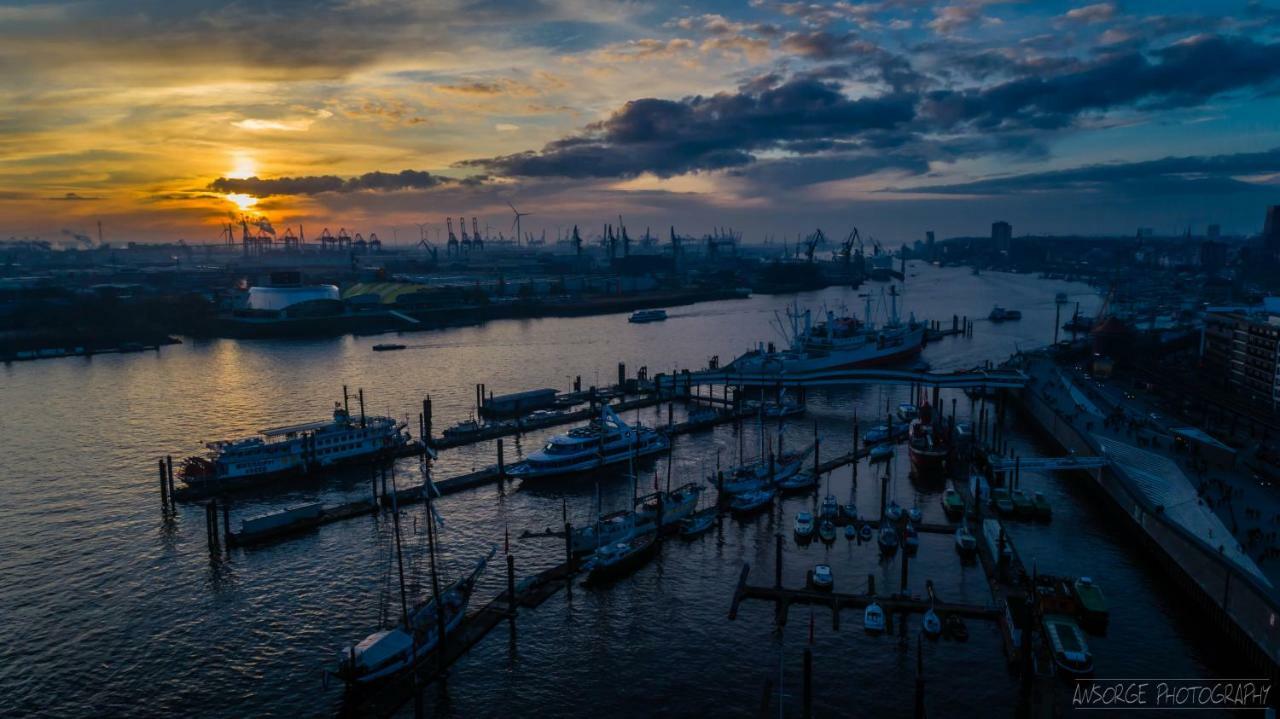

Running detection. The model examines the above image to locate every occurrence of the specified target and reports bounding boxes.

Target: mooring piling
[158,459,169,513]
[506,552,517,617]
[774,533,783,589]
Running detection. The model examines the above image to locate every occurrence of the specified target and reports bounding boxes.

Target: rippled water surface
[0,266,1244,717]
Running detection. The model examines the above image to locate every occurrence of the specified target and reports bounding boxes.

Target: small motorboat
[858,524,873,542]
[922,608,942,639]
[941,489,965,519]
[1032,492,1053,522]
[877,524,899,554]
[885,501,904,523]
[954,526,977,559]
[793,511,815,539]
[840,503,858,522]
[1043,614,1094,676]
[372,343,407,352]
[864,602,886,634]
[808,564,834,592]
[1011,490,1035,517]
[818,520,837,543]
[944,614,969,642]
[869,444,894,463]
[907,506,923,524]
[1072,577,1109,630]
[902,522,919,554]
[844,524,856,540]
[896,403,918,421]
[820,494,839,519]
[679,508,717,539]
[729,488,775,515]
[628,309,668,323]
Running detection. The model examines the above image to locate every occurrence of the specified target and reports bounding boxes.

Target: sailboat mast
[424,475,446,650]
[389,470,411,628]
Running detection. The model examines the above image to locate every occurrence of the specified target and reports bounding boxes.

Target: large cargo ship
[181,400,410,486]
[726,289,925,374]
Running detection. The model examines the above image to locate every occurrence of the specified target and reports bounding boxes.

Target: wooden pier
[226,500,378,547]
[728,563,999,630]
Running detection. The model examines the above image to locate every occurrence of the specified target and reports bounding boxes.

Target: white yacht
[181,401,410,486]
[506,405,668,479]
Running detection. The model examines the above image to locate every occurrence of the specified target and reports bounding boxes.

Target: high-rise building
[1265,206,1280,256]
[1202,298,1280,410]
[991,221,1012,252]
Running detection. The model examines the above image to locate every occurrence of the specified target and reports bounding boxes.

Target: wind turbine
[508,201,531,248]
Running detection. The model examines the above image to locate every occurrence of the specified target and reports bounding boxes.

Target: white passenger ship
[181,402,411,486]
[506,405,668,480]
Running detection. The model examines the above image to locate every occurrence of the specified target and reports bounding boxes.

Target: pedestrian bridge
[987,455,1109,471]
[654,366,1029,391]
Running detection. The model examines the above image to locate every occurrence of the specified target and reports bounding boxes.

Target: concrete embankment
[1013,360,1280,678]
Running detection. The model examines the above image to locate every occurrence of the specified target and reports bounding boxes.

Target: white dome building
[247,285,340,312]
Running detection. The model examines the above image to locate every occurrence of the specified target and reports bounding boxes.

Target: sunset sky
[3,0,1280,245]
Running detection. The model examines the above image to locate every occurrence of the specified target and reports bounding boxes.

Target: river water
[0,265,1247,717]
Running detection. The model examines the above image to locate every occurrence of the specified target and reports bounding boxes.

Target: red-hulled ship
[907,401,948,475]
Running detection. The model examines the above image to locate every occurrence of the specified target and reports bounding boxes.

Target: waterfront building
[1202,298,1280,409]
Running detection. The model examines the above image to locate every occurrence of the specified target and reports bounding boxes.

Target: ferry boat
[181,400,410,487]
[1072,577,1109,629]
[335,549,492,686]
[506,406,668,480]
[726,292,925,374]
[1042,614,1094,676]
[628,309,668,323]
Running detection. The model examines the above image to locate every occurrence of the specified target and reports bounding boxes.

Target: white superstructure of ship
[182,402,410,485]
[727,288,925,374]
[506,405,669,479]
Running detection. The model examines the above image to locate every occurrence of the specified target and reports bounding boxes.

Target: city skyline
[3,0,1280,244]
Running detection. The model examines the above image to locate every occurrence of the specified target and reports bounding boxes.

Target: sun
[225,193,258,211]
